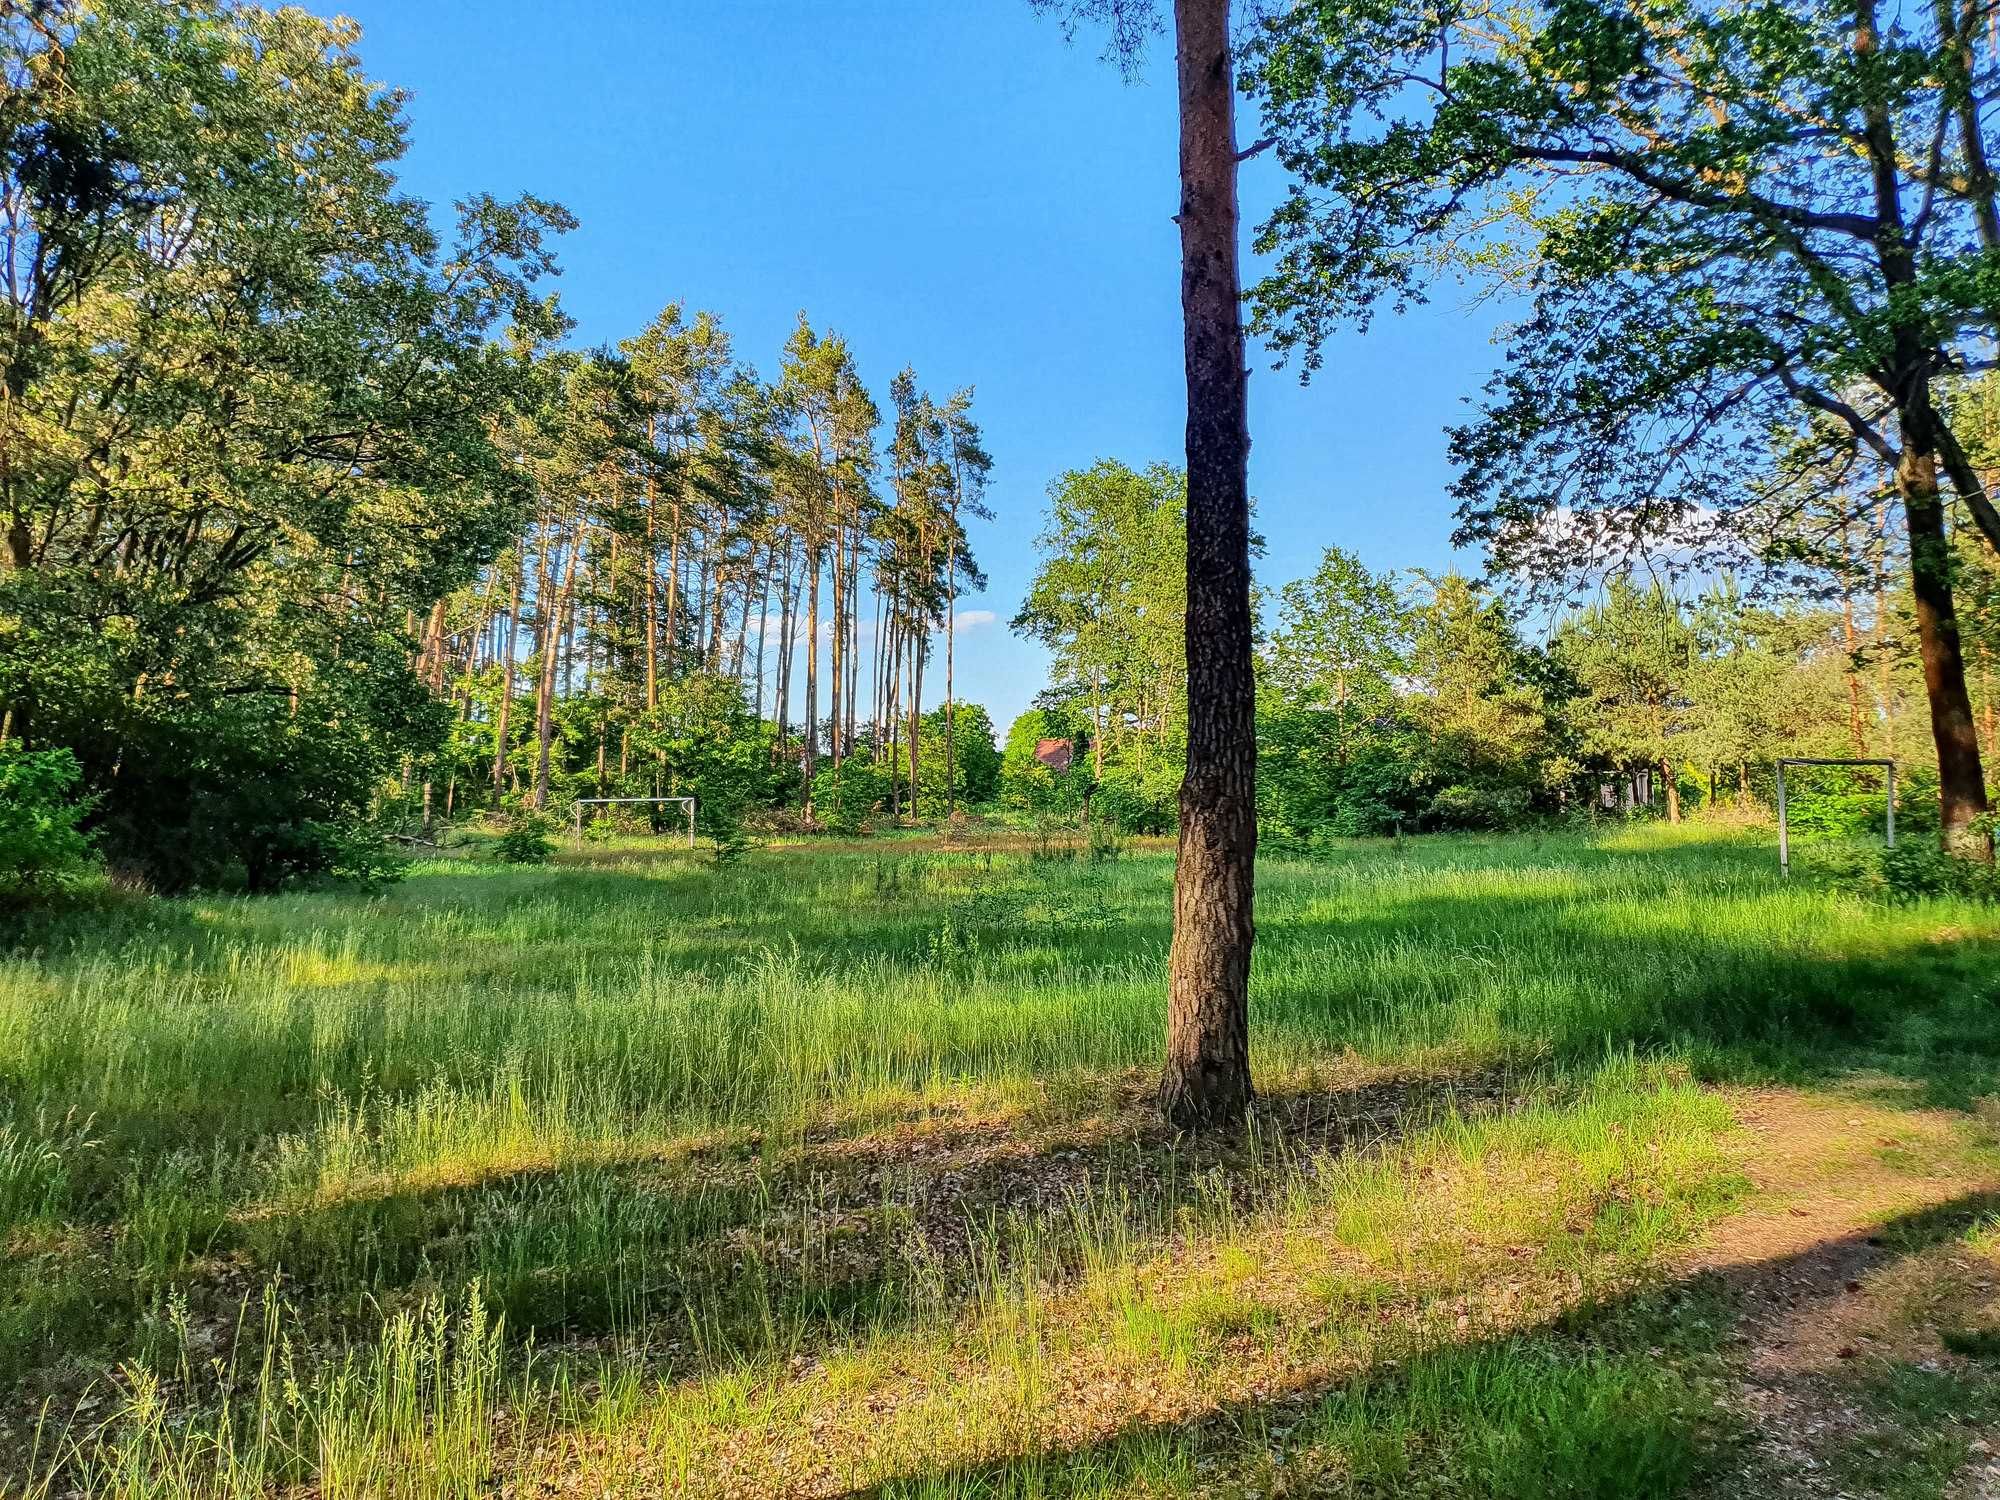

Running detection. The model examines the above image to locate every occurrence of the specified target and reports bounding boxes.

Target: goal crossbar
[1775,758,1896,877]
[570,796,695,849]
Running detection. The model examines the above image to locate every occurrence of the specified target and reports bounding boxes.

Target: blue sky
[334,0,1511,734]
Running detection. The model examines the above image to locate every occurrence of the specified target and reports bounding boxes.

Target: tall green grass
[1,826,1994,1495]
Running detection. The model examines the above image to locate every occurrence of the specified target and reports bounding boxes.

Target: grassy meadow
[3,825,2000,1496]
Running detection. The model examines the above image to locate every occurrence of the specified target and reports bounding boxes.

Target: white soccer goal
[570,796,696,849]
[1775,758,1896,876]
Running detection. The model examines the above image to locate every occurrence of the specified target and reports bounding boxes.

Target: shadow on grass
[201,1065,1510,1360]
[7,831,1999,1396]
[835,1189,2000,1500]
[0,1063,1528,1464]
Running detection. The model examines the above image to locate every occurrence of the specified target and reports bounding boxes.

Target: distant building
[1034,738,1073,774]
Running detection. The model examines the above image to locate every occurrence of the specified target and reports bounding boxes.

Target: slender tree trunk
[532,531,580,810]
[885,591,904,816]
[1841,516,1870,754]
[775,543,797,750]
[1842,601,1868,753]
[645,421,661,712]
[417,600,447,836]
[909,633,923,817]
[708,537,729,668]
[1661,758,1680,824]
[945,527,958,814]
[733,548,755,678]
[804,545,821,817]
[1093,667,1105,780]
[1874,528,1897,751]
[830,528,846,767]
[871,569,886,751]
[491,552,523,802]
[1161,0,1256,1128]
[663,501,682,679]
[753,534,775,723]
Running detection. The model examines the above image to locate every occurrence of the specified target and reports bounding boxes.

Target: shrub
[494,810,555,864]
[1328,794,1404,838]
[1781,787,1896,840]
[812,755,894,834]
[710,823,752,866]
[1870,839,2000,904]
[1086,819,1125,862]
[1427,783,1532,831]
[1091,758,1179,835]
[316,823,408,889]
[0,745,97,896]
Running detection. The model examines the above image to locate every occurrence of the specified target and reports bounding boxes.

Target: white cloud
[954,609,997,630]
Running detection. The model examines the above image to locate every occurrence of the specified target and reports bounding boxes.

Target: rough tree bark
[1901,445,1991,851]
[1160,0,1257,1129]
[1856,0,1991,853]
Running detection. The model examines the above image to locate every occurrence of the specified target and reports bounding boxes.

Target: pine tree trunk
[1161,0,1256,1129]
[885,597,904,817]
[830,529,846,767]
[847,534,863,752]
[645,421,661,712]
[734,550,755,678]
[871,571,886,751]
[909,637,923,817]
[753,535,774,723]
[664,502,682,679]
[1662,758,1680,824]
[945,525,958,814]
[491,552,523,802]
[804,547,821,818]
[532,532,580,810]
[776,545,796,750]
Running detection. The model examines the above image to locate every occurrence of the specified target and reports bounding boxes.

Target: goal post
[569,796,696,850]
[1775,758,1895,877]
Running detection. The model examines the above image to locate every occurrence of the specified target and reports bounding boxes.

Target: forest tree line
[0,0,992,889]
[409,308,994,849]
[11,0,2000,901]
[1010,459,2000,842]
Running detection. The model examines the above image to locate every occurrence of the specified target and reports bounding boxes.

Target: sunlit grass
[1,825,1997,1495]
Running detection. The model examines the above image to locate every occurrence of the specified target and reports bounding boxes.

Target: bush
[709,822,753,866]
[812,755,894,834]
[1781,787,1897,840]
[0,744,96,896]
[1870,839,2000,904]
[1091,757,1180,835]
[495,810,555,864]
[1086,819,1125,862]
[1426,783,1532,831]
[315,822,408,889]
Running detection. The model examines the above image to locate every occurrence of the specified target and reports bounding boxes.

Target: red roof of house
[1034,738,1073,773]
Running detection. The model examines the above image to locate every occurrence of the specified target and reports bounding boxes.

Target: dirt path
[1688,1085,2000,1496]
